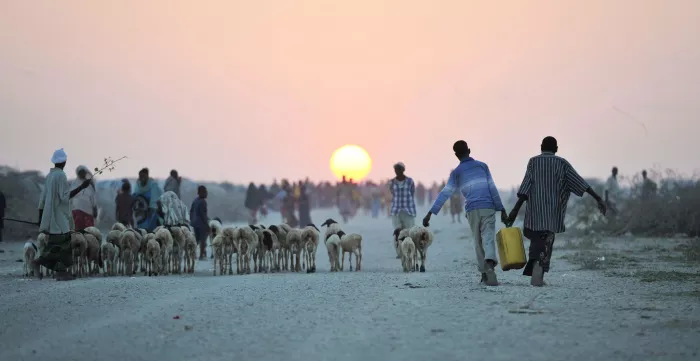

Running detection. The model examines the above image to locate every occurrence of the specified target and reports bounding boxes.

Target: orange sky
[1,0,698,187]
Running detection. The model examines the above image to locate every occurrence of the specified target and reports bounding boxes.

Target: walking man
[604,166,621,216]
[70,165,98,231]
[422,141,507,286]
[31,148,91,280]
[506,136,606,286]
[190,186,209,260]
[389,162,416,256]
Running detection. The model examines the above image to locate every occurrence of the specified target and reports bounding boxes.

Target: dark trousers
[522,228,556,276]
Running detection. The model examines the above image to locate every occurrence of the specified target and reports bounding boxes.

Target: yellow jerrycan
[496,227,527,271]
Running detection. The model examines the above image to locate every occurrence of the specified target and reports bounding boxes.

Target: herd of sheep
[21,217,435,278]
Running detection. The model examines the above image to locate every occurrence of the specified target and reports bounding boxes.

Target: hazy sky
[2,0,698,187]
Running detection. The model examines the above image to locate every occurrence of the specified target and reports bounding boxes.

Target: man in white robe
[32,148,91,280]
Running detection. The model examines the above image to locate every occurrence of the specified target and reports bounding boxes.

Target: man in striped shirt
[423,140,507,286]
[506,136,606,286]
[389,162,417,257]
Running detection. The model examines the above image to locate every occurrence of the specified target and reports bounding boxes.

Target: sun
[330,145,372,182]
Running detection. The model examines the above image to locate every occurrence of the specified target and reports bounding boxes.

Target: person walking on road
[389,162,417,257]
[31,148,91,281]
[163,170,182,199]
[422,141,507,286]
[506,136,606,287]
[190,186,209,260]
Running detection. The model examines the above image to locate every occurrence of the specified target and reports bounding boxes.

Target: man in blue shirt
[423,140,507,286]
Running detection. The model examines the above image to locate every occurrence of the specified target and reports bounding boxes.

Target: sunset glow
[330,145,372,182]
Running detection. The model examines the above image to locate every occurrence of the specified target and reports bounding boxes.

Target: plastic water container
[496,227,527,271]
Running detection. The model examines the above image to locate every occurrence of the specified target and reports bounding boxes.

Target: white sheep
[301,224,320,273]
[70,232,88,277]
[209,219,223,254]
[111,222,127,232]
[400,236,416,273]
[237,226,258,274]
[155,228,174,276]
[119,230,139,276]
[408,225,433,272]
[84,233,101,276]
[83,226,103,244]
[269,224,290,271]
[100,242,118,277]
[182,226,197,274]
[221,227,240,275]
[145,237,161,276]
[285,228,304,272]
[211,234,225,276]
[324,233,342,272]
[167,226,187,274]
[23,241,38,277]
[336,231,363,272]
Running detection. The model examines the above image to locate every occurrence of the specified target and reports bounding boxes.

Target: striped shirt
[517,152,589,233]
[429,157,505,215]
[389,177,416,217]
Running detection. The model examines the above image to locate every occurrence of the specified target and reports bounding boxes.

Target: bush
[567,169,700,238]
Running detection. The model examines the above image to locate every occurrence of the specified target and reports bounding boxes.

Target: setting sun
[330,145,372,181]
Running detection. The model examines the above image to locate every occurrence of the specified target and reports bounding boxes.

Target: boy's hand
[596,199,607,216]
[422,212,431,227]
[500,209,508,224]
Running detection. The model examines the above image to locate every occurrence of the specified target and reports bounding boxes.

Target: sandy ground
[0,207,698,361]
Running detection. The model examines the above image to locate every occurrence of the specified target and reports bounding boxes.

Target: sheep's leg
[355,250,361,271]
[348,252,353,271]
[420,249,426,272]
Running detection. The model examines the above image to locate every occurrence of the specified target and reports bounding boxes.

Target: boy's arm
[427,170,458,216]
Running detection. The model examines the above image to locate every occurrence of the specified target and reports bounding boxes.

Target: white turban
[51,148,67,164]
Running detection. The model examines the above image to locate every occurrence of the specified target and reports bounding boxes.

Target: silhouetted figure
[298,184,312,226]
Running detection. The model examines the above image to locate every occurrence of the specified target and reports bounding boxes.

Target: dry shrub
[567,169,700,238]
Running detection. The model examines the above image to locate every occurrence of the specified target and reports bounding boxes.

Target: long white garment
[70,179,97,215]
[38,168,72,234]
[605,175,621,203]
[160,191,190,226]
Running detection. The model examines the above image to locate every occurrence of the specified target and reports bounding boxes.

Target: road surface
[0,208,698,361]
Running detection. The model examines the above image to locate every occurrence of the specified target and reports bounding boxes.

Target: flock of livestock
[21,218,435,278]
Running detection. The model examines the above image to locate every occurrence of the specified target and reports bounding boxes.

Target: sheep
[100,242,118,276]
[408,225,434,272]
[324,233,342,272]
[182,226,197,273]
[155,228,174,276]
[211,234,225,276]
[70,232,88,277]
[221,227,240,275]
[84,233,101,275]
[301,224,320,273]
[271,224,291,271]
[111,222,127,232]
[83,226,103,244]
[250,225,265,272]
[23,241,38,277]
[118,230,139,276]
[285,228,304,272]
[259,228,280,273]
[209,219,223,246]
[145,237,161,276]
[336,231,363,271]
[400,237,416,273]
[167,226,187,274]
[320,218,342,240]
[36,233,53,278]
[237,226,258,274]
